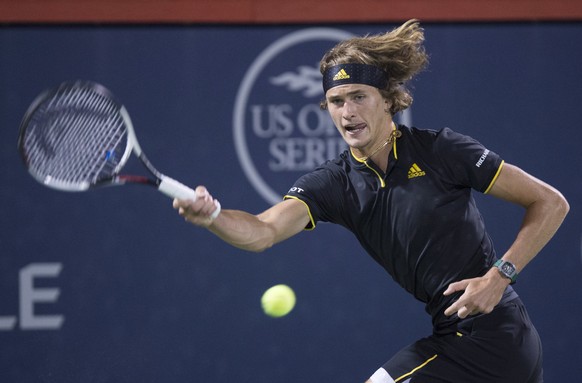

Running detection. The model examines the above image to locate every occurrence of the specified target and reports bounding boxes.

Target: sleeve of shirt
[283,165,344,230]
[434,127,504,193]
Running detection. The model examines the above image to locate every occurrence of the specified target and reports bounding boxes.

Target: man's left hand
[443,268,510,319]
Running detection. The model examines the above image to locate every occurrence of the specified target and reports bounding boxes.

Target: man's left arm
[444,163,569,319]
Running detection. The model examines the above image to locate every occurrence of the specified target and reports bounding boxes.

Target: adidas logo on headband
[332,69,351,81]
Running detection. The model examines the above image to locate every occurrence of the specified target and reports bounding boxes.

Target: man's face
[325,84,391,156]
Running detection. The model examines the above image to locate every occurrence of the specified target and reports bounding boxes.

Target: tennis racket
[18,80,220,219]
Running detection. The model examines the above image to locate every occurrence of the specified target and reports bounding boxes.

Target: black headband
[322,63,389,94]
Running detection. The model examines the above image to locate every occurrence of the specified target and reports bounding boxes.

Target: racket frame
[18,81,216,211]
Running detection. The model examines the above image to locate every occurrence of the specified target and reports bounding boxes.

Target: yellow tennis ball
[261,284,296,317]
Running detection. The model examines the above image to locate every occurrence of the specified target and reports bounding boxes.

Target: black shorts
[376,298,543,383]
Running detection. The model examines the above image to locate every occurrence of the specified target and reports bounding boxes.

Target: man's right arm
[173,186,311,252]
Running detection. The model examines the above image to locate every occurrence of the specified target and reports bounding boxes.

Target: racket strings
[22,86,129,189]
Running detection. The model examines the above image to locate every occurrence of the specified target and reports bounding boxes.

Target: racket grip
[158,176,197,201]
[158,176,221,220]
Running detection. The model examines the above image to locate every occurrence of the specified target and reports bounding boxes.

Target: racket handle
[158,176,221,220]
[158,176,197,201]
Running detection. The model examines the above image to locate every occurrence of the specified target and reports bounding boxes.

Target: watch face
[501,263,515,275]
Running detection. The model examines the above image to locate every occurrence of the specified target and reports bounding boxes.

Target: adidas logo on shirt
[332,69,350,81]
[408,163,426,179]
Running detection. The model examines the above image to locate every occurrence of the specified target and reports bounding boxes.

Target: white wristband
[209,200,221,221]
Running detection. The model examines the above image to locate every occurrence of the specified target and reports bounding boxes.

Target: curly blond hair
[320,19,429,115]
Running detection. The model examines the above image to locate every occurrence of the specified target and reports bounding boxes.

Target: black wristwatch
[494,259,518,284]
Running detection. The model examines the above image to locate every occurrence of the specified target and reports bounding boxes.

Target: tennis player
[174,20,569,382]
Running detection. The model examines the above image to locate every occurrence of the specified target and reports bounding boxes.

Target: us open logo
[233,28,354,205]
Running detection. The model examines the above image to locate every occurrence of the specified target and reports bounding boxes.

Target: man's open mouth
[345,123,367,134]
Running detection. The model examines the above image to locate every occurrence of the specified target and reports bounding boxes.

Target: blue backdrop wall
[1,23,581,382]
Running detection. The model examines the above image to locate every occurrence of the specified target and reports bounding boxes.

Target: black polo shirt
[284,125,517,331]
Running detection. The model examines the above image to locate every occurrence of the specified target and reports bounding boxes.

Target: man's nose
[342,101,356,120]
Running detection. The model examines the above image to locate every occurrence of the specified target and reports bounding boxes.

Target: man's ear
[384,99,392,114]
